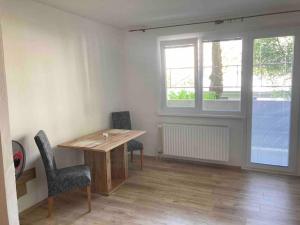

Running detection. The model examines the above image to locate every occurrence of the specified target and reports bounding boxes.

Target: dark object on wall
[16,168,36,199]
[12,140,26,180]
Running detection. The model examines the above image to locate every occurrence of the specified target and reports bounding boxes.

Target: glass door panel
[251,36,294,167]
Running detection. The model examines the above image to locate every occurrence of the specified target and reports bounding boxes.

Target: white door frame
[0,13,20,225]
[243,28,300,174]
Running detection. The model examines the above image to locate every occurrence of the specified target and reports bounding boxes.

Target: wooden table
[58,129,146,195]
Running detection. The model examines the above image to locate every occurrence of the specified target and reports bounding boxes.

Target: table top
[58,129,146,152]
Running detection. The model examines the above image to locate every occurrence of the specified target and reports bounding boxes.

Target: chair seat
[48,165,91,197]
[128,140,143,152]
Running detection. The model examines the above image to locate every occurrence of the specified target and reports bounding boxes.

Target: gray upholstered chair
[112,111,144,169]
[34,130,91,217]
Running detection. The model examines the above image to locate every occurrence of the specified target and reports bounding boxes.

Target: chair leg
[48,196,53,217]
[131,150,133,162]
[140,148,144,170]
[87,185,91,212]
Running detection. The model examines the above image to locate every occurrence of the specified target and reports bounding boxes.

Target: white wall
[1,0,125,212]
[124,14,300,168]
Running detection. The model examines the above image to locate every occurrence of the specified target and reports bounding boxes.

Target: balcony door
[249,35,295,169]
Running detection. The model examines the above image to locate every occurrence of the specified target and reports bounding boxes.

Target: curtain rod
[129,9,300,32]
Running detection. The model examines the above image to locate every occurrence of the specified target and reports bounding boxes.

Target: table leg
[84,151,111,194]
[124,143,128,179]
[84,143,128,195]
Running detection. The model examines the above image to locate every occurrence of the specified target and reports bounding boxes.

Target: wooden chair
[34,130,91,217]
[111,111,144,169]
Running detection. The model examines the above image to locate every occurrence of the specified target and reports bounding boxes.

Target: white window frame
[159,33,246,118]
[160,38,200,114]
[244,28,300,174]
[201,36,244,114]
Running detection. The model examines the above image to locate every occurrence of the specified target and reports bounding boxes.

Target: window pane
[202,39,242,111]
[251,36,294,167]
[165,46,195,108]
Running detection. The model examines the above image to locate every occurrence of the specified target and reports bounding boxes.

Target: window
[160,37,242,114]
[161,39,197,108]
[250,36,294,166]
[202,39,242,111]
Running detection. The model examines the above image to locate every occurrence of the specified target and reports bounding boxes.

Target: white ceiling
[34,0,300,29]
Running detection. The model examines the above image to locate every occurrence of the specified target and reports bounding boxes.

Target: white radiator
[162,124,229,161]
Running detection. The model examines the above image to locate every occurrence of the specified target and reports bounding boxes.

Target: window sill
[157,112,245,119]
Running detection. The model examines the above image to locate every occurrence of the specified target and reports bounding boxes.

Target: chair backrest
[34,130,57,180]
[112,111,132,130]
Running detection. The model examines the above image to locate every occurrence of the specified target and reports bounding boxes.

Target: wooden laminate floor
[20,157,300,225]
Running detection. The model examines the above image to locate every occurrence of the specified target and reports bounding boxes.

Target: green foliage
[203,91,217,100]
[168,90,195,100]
[271,90,291,100]
[168,90,217,100]
[254,37,294,81]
